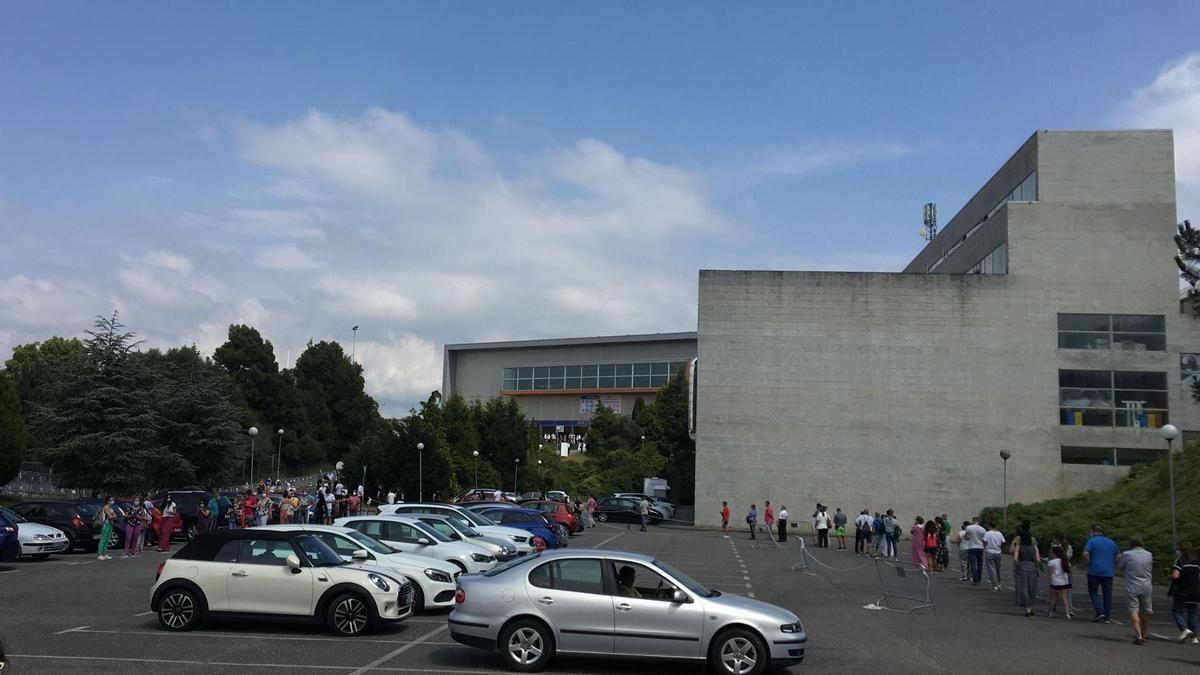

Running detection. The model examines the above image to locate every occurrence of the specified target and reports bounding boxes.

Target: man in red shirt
[242,491,256,528]
[764,501,775,538]
[720,501,731,536]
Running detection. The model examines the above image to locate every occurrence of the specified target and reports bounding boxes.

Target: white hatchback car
[335,515,497,574]
[0,506,69,559]
[254,524,460,612]
[378,502,538,555]
[150,529,413,636]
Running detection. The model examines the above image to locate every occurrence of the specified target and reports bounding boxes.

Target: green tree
[585,402,643,458]
[443,392,481,490]
[293,340,380,464]
[1176,219,1200,317]
[0,371,26,485]
[4,336,87,452]
[647,372,696,504]
[474,396,534,489]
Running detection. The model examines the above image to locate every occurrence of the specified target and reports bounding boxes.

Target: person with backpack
[1171,542,1200,643]
[746,504,758,540]
[871,512,885,556]
[855,509,873,556]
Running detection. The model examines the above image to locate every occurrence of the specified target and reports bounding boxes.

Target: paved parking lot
[1,523,1198,674]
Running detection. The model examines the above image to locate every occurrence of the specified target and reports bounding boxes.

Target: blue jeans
[640,514,647,532]
[1087,574,1114,618]
[1173,599,1199,633]
[967,549,984,584]
[985,552,1002,587]
[871,533,883,553]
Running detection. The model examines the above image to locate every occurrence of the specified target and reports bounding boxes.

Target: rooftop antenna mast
[921,202,938,242]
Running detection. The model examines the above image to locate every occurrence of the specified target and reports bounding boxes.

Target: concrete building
[443,333,696,439]
[695,130,1197,526]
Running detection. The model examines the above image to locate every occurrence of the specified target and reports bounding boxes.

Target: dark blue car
[0,510,20,563]
[470,506,561,548]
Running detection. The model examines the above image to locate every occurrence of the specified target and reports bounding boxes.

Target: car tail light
[155,562,165,581]
[1,525,14,534]
[72,517,84,528]
[455,587,465,604]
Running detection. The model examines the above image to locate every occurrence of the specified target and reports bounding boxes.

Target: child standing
[1048,544,1073,619]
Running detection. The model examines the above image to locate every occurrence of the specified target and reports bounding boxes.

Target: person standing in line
[855,509,872,556]
[386,488,397,505]
[778,505,789,543]
[92,496,115,561]
[279,492,293,524]
[1013,520,1040,617]
[1083,523,1121,623]
[227,496,241,529]
[586,494,597,528]
[207,493,220,531]
[255,490,271,527]
[885,510,900,559]
[348,491,360,517]
[159,498,176,552]
[720,501,731,537]
[763,501,775,539]
[964,517,987,586]
[909,516,928,569]
[983,521,1006,591]
[1120,535,1155,645]
[1047,544,1073,619]
[952,522,968,581]
[923,519,940,572]
[637,497,650,532]
[1171,542,1200,643]
[871,513,885,556]
[323,489,335,524]
[196,499,211,533]
[814,507,831,549]
[747,504,758,540]
[120,501,140,558]
[833,508,848,551]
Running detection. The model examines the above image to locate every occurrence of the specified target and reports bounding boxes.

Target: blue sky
[2,2,1199,413]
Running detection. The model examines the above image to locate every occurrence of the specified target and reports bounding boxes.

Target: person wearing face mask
[95,496,117,560]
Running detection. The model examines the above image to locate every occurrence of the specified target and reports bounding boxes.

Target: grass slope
[980,443,1200,579]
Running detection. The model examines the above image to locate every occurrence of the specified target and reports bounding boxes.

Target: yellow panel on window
[1074,411,1083,426]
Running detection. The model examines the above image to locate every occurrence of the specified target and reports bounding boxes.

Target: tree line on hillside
[0,312,695,505]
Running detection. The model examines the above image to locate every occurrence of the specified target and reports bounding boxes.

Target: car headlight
[367,573,391,592]
[470,553,494,563]
[780,622,804,633]
[424,568,453,583]
[33,534,52,541]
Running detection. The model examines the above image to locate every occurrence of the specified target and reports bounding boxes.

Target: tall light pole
[999,449,1011,528]
[514,458,520,494]
[276,428,284,479]
[248,427,259,485]
[351,325,359,363]
[472,450,479,489]
[417,442,424,502]
[1162,424,1180,553]
[537,459,543,494]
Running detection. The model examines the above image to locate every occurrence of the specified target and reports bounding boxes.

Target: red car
[518,499,581,534]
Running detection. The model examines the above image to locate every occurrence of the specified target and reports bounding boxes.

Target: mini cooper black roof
[172,528,303,561]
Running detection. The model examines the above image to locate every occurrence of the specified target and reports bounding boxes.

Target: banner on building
[580,394,622,415]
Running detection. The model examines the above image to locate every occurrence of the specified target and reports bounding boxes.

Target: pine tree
[1175,220,1200,316]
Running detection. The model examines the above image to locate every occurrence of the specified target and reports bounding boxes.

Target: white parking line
[7,654,352,670]
[65,627,454,645]
[53,625,88,635]
[133,610,154,617]
[590,530,626,549]
[348,624,448,675]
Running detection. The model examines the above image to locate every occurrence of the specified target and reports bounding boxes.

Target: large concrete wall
[696,130,1198,527]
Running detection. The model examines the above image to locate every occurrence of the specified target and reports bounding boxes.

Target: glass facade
[1060,445,1167,467]
[1057,313,1165,351]
[503,361,687,391]
[967,243,1007,275]
[1058,369,1168,428]
[929,171,1036,272]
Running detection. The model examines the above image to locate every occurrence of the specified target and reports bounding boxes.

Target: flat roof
[445,332,697,352]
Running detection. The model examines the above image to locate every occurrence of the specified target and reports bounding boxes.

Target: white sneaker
[1181,630,1193,643]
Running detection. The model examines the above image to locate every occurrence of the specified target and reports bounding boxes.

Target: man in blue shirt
[1083,523,1121,622]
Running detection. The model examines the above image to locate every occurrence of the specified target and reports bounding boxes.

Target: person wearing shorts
[1120,536,1154,644]
[1047,545,1073,618]
[833,508,847,550]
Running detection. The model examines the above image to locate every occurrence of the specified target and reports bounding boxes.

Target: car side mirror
[286,554,302,572]
[672,589,690,604]
[417,537,433,546]
[352,549,370,560]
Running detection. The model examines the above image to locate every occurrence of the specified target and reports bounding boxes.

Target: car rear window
[75,503,98,516]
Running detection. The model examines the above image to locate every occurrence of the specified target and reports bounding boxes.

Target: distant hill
[980,442,1200,579]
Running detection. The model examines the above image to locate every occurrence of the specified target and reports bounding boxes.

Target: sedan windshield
[344,530,394,555]
[484,509,536,523]
[409,520,454,543]
[0,506,26,523]
[653,559,713,598]
[460,509,498,526]
[294,534,346,567]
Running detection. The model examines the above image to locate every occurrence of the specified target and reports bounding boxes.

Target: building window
[502,362,689,392]
[928,171,1036,272]
[1059,369,1168,428]
[1061,446,1168,467]
[1057,314,1165,351]
[968,243,1007,275]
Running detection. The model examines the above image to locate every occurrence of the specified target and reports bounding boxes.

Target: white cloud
[753,140,918,178]
[254,243,323,271]
[0,275,99,330]
[356,335,443,407]
[139,250,194,275]
[1122,52,1200,221]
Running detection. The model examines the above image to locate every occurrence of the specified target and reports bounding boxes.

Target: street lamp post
[276,428,284,480]
[537,459,543,494]
[472,450,479,489]
[1162,424,1180,552]
[514,458,520,494]
[248,427,259,485]
[999,449,1011,528]
[417,443,424,502]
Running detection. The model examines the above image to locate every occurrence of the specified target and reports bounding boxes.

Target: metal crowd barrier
[873,557,936,614]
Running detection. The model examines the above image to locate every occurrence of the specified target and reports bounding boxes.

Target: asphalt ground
[1,522,1198,674]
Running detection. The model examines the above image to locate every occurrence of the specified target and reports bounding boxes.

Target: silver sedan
[448,549,806,674]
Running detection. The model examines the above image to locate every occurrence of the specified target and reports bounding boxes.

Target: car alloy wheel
[159,590,197,630]
[330,595,369,636]
[500,619,552,672]
[596,513,608,522]
[717,635,760,675]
